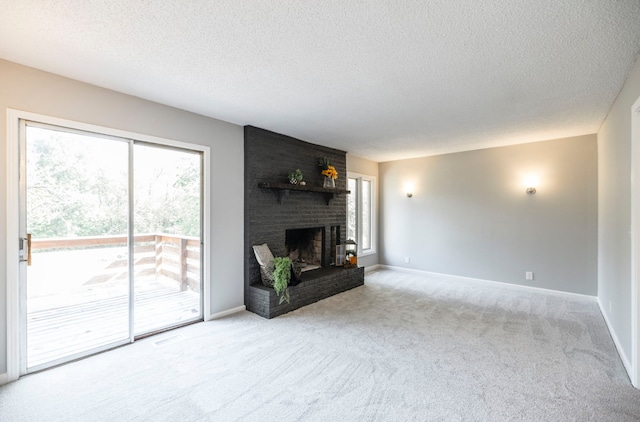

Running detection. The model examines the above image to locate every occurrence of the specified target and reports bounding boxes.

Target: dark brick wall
[244,126,362,318]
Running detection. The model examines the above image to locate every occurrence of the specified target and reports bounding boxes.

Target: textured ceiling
[1,1,639,162]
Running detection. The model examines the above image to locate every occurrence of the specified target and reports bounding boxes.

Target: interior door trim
[631,94,640,388]
[6,109,22,381]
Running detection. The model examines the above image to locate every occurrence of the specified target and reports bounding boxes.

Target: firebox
[285,227,324,272]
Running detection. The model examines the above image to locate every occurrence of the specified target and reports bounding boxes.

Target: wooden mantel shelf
[258,182,350,204]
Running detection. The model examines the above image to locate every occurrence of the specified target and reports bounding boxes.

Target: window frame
[346,171,377,257]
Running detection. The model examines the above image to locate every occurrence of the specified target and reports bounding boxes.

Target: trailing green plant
[272,256,292,304]
[346,249,357,258]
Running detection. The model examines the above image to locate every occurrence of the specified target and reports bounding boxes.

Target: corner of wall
[596,53,640,387]
[597,297,633,376]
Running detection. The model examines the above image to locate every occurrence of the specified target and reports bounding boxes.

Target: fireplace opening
[285,227,324,272]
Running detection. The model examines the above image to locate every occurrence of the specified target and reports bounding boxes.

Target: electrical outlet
[525,272,534,281]
[404,257,410,264]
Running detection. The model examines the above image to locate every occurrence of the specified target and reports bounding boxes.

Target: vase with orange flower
[318,158,338,188]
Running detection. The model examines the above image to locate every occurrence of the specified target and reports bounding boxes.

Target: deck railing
[31,233,201,292]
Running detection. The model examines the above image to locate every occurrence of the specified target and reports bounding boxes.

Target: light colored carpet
[1,269,640,421]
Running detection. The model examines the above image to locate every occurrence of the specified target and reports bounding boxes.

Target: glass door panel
[133,143,202,336]
[25,124,130,370]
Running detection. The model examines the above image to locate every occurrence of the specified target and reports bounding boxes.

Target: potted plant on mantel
[273,256,292,304]
[288,169,304,185]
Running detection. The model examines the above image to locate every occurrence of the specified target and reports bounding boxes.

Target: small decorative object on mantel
[318,158,338,188]
[288,168,304,185]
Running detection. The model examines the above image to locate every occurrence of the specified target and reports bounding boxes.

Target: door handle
[27,233,32,266]
[19,233,32,265]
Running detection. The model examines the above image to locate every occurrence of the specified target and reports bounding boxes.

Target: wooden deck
[25,235,203,370]
[27,277,200,369]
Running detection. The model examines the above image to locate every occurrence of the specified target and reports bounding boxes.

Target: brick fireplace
[244,126,364,318]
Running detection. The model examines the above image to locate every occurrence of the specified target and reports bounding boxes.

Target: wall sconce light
[523,175,538,195]
[404,181,415,198]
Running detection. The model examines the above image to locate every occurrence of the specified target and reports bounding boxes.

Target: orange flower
[318,158,338,179]
[321,165,338,179]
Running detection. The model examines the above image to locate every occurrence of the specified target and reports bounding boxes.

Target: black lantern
[345,239,357,267]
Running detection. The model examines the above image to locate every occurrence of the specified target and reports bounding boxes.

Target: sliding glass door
[133,143,202,336]
[21,121,203,373]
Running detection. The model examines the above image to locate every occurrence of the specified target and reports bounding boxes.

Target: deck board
[27,278,200,369]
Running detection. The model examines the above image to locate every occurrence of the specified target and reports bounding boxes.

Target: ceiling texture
[1,1,640,162]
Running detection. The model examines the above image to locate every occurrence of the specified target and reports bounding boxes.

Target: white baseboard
[0,372,8,386]
[364,264,382,274]
[378,265,596,301]
[597,298,633,378]
[210,305,246,320]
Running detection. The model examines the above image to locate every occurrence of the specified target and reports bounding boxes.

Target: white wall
[346,154,379,268]
[598,55,640,368]
[0,60,245,376]
[379,135,598,295]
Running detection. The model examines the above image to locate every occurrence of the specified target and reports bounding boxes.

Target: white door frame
[5,109,211,382]
[631,95,640,388]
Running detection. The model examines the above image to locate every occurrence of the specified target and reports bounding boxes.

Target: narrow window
[346,173,376,255]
